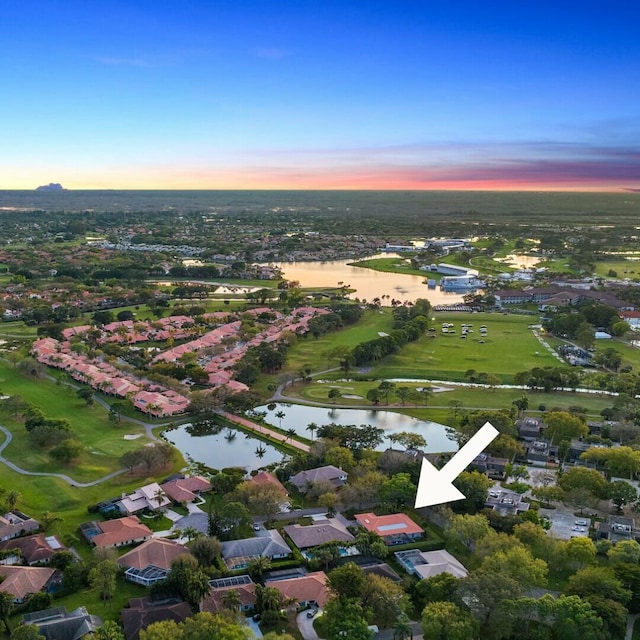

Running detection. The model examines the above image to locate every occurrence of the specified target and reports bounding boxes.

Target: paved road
[0,424,128,487]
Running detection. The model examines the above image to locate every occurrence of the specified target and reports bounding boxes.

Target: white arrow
[415,421,499,508]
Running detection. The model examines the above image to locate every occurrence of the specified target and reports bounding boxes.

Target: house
[517,418,544,442]
[121,597,191,640]
[0,534,65,565]
[471,453,508,480]
[284,518,355,550]
[0,511,40,541]
[117,538,189,586]
[22,606,103,640]
[118,482,171,515]
[395,549,468,580]
[265,571,329,607]
[289,466,348,493]
[524,440,557,466]
[81,516,152,549]
[597,515,636,544]
[485,489,530,516]
[0,565,57,603]
[221,530,291,570]
[160,475,212,504]
[250,470,288,496]
[202,575,257,615]
[354,512,424,545]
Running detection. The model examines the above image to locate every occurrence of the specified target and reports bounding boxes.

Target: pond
[255,403,458,454]
[269,253,467,305]
[165,422,288,471]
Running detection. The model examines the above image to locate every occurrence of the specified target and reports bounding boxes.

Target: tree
[0,591,14,634]
[222,589,242,612]
[544,411,588,445]
[164,554,211,612]
[557,467,607,498]
[447,513,491,551]
[325,446,355,471]
[607,480,638,510]
[93,621,126,640]
[362,574,410,628]
[452,470,492,513]
[233,481,286,522]
[328,388,341,404]
[10,626,45,640]
[395,386,412,405]
[5,490,20,512]
[89,559,119,601]
[140,620,184,640]
[563,536,597,571]
[306,422,318,440]
[379,473,416,510]
[49,439,84,464]
[377,381,396,404]
[189,536,221,567]
[481,545,548,590]
[328,563,366,599]
[318,491,338,516]
[76,387,94,405]
[391,432,426,451]
[366,388,381,405]
[608,540,640,565]
[247,556,272,581]
[323,598,373,640]
[567,566,631,606]
[421,601,478,640]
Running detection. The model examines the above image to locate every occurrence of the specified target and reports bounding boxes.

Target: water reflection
[269,253,467,305]
[255,404,458,453]
[166,422,287,470]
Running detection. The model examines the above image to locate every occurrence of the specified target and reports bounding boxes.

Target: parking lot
[540,507,591,540]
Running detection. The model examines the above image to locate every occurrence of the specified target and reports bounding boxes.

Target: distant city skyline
[2,1,639,191]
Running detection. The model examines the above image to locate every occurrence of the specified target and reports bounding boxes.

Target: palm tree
[275,410,285,428]
[259,585,281,611]
[306,422,318,441]
[394,613,413,640]
[249,556,272,581]
[183,526,201,542]
[222,588,242,612]
[154,488,167,510]
[6,490,20,512]
[286,428,297,444]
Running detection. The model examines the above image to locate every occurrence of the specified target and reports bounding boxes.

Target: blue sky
[2,1,639,190]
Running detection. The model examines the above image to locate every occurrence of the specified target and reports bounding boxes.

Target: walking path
[0,424,128,487]
[218,411,310,452]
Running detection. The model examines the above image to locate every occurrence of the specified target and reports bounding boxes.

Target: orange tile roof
[117,538,189,571]
[266,571,329,607]
[91,516,152,549]
[0,565,55,600]
[355,512,424,537]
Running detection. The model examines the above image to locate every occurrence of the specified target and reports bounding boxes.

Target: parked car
[575,519,589,526]
[307,608,318,619]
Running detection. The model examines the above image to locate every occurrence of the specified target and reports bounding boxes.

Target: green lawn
[370,312,557,382]
[347,257,433,278]
[290,379,614,421]
[593,257,640,279]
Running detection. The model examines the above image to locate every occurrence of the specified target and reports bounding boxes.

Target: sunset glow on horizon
[2,1,639,192]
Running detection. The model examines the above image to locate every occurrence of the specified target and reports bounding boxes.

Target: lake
[165,423,288,470]
[269,253,467,305]
[255,403,458,453]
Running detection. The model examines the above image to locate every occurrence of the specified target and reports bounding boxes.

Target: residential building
[202,575,257,615]
[160,476,212,504]
[118,483,171,515]
[221,530,291,570]
[517,418,544,442]
[289,466,348,493]
[0,565,56,603]
[283,518,355,550]
[0,511,39,541]
[354,512,424,545]
[471,453,508,480]
[265,571,329,607]
[118,538,189,586]
[250,470,288,496]
[597,515,637,544]
[485,489,530,516]
[81,516,152,549]
[22,606,103,640]
[395,549,468,580]
[121,597,191,640]
[0,534,65,565]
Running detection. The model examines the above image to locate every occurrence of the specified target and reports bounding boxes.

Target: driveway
[297,609,321,640]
